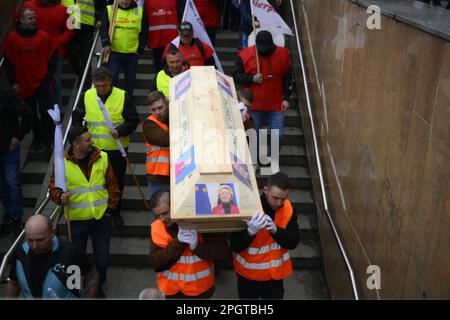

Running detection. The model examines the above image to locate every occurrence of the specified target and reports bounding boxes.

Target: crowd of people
[1,0,298,299]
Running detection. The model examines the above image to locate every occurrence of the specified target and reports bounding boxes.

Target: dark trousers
[105,149,126,212]
[237,274,284,299]
[68,29,95,92]
[108,52,139,96]
[24,84,54,145]
[71,214,112,285]
[0,148,23,221]
[153,47,165,73]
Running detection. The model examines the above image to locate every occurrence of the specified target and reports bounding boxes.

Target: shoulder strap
[194,38,206,59]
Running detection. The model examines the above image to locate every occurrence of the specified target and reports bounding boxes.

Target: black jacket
[230,194,300,253]
[0,86,33,155]
[100,1,148,54]
[72,89,139,137]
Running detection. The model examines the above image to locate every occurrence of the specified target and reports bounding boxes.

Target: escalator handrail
[289,0,359,300]
[0,30,101,282]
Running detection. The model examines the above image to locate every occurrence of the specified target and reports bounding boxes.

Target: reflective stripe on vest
[247,243,282,255]
[161,266,213,281]
[84,87,129,151]
[144,115,170,176]
[151,220,214,296]
[107,5,143,54]
[233,199,294,281]
[156,70,170,97]
[77,0,95,26]
[235,252,290,270]
[65,151,109,220]
[148,24,177,31]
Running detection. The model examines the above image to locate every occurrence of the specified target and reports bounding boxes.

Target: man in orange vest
[149,190,231,298]
[230,171,299,299]
[143,91,171,198]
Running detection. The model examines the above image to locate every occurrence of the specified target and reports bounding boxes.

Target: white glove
[245,212,267,236]
[264,215,277,234]
[178,228,198,251]
[234,102,248,122]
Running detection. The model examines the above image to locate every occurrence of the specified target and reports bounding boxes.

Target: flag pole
[65,206,72,242]
[96,97,149,210]
[249,0,260,74]
[103,0,119,64]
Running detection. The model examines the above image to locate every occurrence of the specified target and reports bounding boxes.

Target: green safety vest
[84,87,129,151]
[107,5,142,54]
[156,70,171,97]
[65,151,109,221]
[77,0,96,26]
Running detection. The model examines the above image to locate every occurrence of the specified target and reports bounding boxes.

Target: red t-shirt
[2,30,56,98]
[163,39,214,67]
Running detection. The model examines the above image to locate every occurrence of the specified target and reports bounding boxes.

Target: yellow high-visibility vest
[107,5,143,53]
[84,87,129,151]
[75,0,96,26]
[60,0,75,8]
[155,70,171,97]
[65,151,109,221]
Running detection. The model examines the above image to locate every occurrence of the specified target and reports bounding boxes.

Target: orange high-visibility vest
[144,115,170,176]
[151,220,215,296]
[233,199,294,281]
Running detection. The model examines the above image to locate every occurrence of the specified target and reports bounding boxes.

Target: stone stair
[2,31,329,299]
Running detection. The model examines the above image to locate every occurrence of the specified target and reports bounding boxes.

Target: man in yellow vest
[72,66,139,227]
[151,46,189,98]
[49,126,121,298]
[149,190,231,299]
[100,0,148,96]
[230,172,299,299]
[66,0,106,91]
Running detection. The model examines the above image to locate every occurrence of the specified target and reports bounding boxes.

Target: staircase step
[102,267,329,299]
[87,236,321,269]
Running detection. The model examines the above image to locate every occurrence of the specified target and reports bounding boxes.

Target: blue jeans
[148,181,170,200]
[0,148,23,221]
[239,31,249,49]
[51,55,63,106]
[108,52,139,96]
[248,110,284,164]
[70,214,112,285]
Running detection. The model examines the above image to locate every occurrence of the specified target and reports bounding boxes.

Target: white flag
[96,97,127,158]
[250,0,293,35]
[47,105,66,192]
[172,0,223,72]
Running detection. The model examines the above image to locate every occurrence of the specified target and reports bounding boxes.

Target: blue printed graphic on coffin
[231,153,253,191]
[175,146,196,185]
[174,71,191,100]
[195,184,212,215]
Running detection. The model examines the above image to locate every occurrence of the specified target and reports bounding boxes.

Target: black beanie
[256,31,276,57]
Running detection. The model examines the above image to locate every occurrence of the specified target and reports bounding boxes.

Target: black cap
[256,30,276,56]
[178,21,193,35]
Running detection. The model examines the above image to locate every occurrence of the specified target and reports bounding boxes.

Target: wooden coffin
[168,66,262,232]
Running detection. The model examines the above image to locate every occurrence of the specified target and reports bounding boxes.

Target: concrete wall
[289,0,450,299]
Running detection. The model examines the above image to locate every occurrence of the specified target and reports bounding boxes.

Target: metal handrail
[289,0,359,299]
[0,30,100,281]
